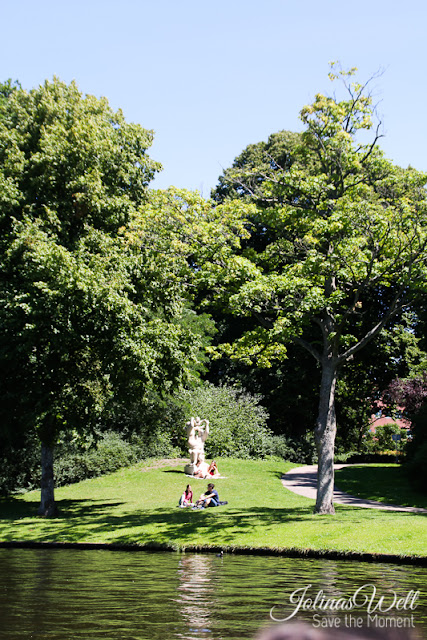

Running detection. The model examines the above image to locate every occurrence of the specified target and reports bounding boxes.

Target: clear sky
[1,0,426,196]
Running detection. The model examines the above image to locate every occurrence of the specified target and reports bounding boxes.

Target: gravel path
[281,464,427,513]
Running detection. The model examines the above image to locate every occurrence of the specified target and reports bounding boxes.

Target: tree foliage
[211,124,423,452]
[0,79,214,512]
[386,372,427,416]
[205,65,427,512]
[384,371,427,492]
[212,130,301,205]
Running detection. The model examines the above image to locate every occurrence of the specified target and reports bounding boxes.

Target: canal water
[0,548,426,639]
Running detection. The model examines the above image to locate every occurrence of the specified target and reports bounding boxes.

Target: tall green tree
[204,66,427,513]
[210,94,415,454]
[0,79,208,514]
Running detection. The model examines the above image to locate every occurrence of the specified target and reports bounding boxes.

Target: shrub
[103,394,187,454]
[0,426,181,494]
[54,430,180,487]
[0,431,41,495]
[406,441,427,492]
[363,423,408,455]
[54,431,138,486]
[345,452,402,464]
[178,383,271,459]
[263,433,317,464]
[1,382,316,493]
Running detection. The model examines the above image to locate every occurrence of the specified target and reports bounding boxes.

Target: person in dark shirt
[193,483,219,508]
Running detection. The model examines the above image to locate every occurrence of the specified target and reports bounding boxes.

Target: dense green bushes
[54,432,143,487]
[0,430,180,494]
[54,431,181,487]
[262,433,317,464]
[178,384,270,458]
[405,404,427,492]
[344,452,402,464]
[363,423,408,454]
[0,431,41,495]
[178,383,317,462]
[406,441,427,491]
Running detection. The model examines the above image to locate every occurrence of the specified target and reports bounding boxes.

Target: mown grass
[0,458,426,557]
[334,463,427,508]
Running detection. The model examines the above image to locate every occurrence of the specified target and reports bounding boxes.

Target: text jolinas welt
[270,584,420,622]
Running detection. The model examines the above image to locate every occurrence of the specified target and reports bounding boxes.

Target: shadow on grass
[0,495,418,546]
[0,496,39,519]
[271,471,286,479]
[0,497,125,521]
[334,466,427,509]
[270,468,316,484]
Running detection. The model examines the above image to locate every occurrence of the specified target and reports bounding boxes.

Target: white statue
[184,416,210,476]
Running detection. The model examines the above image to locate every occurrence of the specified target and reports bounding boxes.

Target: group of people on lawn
[193,459,219,479]
[179,483,220,509]
[179,459,222,509]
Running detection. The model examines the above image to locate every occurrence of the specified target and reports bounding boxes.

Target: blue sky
[1,0,426,195]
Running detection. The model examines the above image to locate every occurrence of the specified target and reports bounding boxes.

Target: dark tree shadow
[0,498,125,521]
[0,494,417,546]
[271,470,289,479]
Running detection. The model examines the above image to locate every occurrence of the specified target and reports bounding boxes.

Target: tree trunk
[38,442,57,517]
[314,358,338,514]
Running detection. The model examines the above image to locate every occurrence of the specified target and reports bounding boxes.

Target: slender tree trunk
[314,357,338,514]
[38,442,57,517]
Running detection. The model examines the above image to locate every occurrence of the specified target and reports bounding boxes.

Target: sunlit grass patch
[0,458,426,558]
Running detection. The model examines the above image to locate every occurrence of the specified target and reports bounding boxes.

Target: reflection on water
[176,554,217,639]
[0,548,425,640]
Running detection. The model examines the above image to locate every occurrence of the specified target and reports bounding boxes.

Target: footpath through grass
[1,458,426,558]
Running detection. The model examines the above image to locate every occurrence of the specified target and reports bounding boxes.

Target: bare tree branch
[293,336,322,362]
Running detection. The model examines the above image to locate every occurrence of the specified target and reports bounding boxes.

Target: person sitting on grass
[179,484,193,507]
[193,458,206,478]
[193,483,219,509]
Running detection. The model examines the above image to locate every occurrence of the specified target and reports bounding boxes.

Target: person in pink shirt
[179,484,193,507]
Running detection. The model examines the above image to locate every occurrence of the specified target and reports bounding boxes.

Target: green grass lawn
[335,463,427,508]
[1,458,426,558]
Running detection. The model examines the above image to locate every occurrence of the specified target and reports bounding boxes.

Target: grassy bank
[1,458,426,558]
[335,464,427,509]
